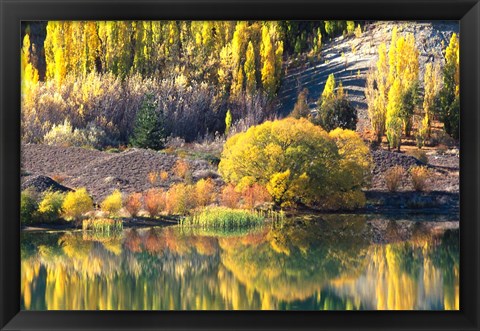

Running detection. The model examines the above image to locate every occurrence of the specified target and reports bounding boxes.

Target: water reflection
[21,216,459,310]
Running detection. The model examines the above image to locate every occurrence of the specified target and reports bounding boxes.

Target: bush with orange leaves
[241,184,271,209]
[143,188,166,218]
[147,171,158,185]
[220,184,241,209]
[195,178,216,207]
[124,192,143,217]
[166,183,196,215]
[173,159,190,179]
[159,171,169,182]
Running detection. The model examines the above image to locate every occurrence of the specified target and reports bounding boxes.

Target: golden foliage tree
[219,118,371,208]
[21,34,39,103]
[385,79,404,151]
[244,41,257,97]
[260,25,277,98]
[320,73,336,107]
[366,27,420,144]
[439,33,460,139]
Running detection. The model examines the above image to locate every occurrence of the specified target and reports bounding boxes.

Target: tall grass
[181,207,265,230]
[82,218,123,235]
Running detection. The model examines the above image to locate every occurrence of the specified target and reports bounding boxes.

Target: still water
[21,215,459,310]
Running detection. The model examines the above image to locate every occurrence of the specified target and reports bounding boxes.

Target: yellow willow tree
[218,117,371,209]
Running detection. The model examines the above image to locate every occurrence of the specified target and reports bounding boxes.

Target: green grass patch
[82,218,123,235]
[181,207,265,230]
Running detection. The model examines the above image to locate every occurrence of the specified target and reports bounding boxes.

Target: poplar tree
[439,33,460,139]
[244,41,256,97]
[386,79,403,151]
[21,34,39,100]
[319,73,336,107]
[260,26,277,98]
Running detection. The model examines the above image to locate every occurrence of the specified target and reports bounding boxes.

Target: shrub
[195,178,216,207]
[314,96,357,132]
[124,192,143,217]
[62,188,94,222]
[225,109,232,135]
[50,173,67,184]
[384,166,405,192]
[354,24,362,38]
[410,166,430,191]
[406,149,428,164]
[173,159,190,179]
[219,118,371,208]
[166,183,195,215]
[100,189,123,217]
[21,188,39,224]
[37,190,65,222]
[220,184,241,209]
[43,120,105,149]
[182,206,264,229]
[346,21,355,35]
[159,171,169,182]
[147,171,158,185]
[143,188,165,218]
[290,88,310,119]
[241,184,271,209]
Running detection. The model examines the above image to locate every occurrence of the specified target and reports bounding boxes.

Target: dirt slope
[21,144,218,201]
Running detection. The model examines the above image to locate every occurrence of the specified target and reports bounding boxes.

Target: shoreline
[22,200,459,232]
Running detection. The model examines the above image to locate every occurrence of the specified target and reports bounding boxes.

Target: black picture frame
[1,0,479,330]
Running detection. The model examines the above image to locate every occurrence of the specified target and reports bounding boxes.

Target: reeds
[82,218,123,235]
[181,207,265,229]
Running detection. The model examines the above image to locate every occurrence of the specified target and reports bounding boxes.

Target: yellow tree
[260,25,277,98]
[388,32,419,136]
[244,41,256,97]
[21,34,39,100]
[230,67,244,98]
[386,79,403,151]
[366,42,389,142]
[320,73,336,107]
[230,22,248,99]
[422,62,441,137]
[84,22,100,75]
[219,117,370,208]
[44,21,68,85]
[439,33,460,139]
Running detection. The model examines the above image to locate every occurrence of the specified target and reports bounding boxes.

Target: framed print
[1,0,479,330]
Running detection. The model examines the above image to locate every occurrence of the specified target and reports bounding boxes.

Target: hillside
[276,21,459,133]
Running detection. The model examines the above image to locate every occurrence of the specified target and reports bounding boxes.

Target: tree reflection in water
[21,216,459,310]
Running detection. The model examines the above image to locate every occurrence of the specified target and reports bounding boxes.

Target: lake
[21,214,459,310]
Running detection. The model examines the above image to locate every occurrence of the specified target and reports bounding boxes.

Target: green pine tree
[130,94,166,150]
